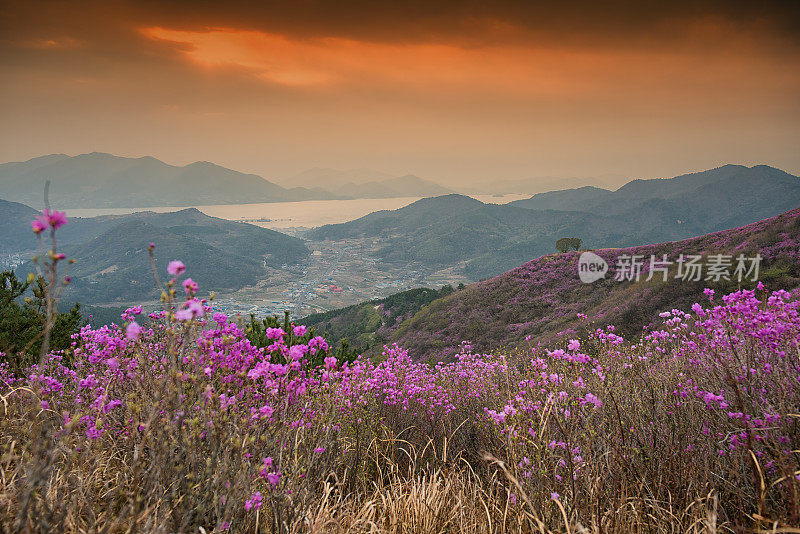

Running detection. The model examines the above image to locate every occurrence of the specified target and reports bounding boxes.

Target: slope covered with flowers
[392,206,800,360]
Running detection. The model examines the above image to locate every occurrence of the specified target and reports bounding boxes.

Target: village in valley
[210,235,471,319]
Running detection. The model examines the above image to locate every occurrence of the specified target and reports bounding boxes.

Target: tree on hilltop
[555,237,582,253]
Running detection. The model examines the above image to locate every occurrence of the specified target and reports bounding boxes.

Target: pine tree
[0,270,82,371]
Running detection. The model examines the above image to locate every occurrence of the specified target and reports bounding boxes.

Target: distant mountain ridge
[284,167,455,198]
[341,175,455,198]
[463,175,626,195]
[510,165,800,226]
[286,168,397,189]
[0,155,459,206]
[0,153,343,208]
[310,165,800,280]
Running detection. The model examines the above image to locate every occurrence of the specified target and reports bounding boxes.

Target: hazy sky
[1,0,799,186]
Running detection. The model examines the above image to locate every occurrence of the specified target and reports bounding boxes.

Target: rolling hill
[0,153,342,208]
[4,205,310,304]
[504,186,612,212]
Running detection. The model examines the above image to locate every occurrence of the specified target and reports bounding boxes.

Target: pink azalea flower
[32,209,68,233]
[174,308,193,321]
[31,218,47,234]
[292,325,307,337]
[244,491,262,511]
[167,260,186,276]
[125,321,141,341]
[187,299,204,317]
[48,210,68,229]
[175,299,204,321]
[583,392,602,408]
[182,278,198,294]
[265,327,284,340]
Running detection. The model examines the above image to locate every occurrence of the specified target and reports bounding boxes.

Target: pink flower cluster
[31,208,68,234]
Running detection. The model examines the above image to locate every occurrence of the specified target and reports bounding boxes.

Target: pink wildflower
[31,218,47,234]
[174,308,193,321]
[32,209,68,233]
[126,321,141,341]
[175,299,204,321]
[167,260,186,276]
[244,491,262,511]
[48,210,68,228]
[182,278,198,294]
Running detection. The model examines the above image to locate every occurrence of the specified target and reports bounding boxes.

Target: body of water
[66,194,530,229]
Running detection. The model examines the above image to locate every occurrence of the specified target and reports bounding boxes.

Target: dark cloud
[131,1,800,45]
[153,2,800,54]
[3,0,800,50]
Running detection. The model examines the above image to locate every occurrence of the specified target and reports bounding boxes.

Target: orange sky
[1,1,799,185]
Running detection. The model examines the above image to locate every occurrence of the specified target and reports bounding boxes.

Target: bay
[65,194,529,230]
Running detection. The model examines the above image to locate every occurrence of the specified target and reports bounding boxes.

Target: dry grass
[0,401,760,534]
